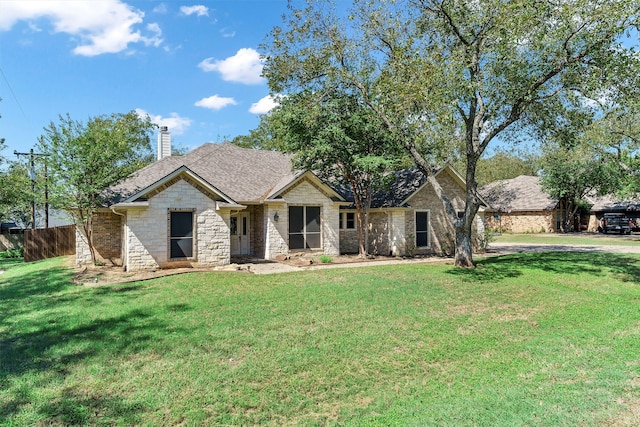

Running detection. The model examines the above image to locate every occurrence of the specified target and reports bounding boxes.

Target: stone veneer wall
[405,171,466,256]
[124,179,230,271]
[278,178,340,256]
[76,227,92,265]
[264,203,288,259]
[485,211,555,233]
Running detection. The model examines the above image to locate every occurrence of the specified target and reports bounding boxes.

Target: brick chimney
[157,126,171,161]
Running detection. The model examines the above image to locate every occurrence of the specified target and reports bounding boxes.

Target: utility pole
[14,149,49,229]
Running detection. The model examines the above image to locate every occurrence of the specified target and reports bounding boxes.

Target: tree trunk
[454,222,475,268]
[356,208,367,258]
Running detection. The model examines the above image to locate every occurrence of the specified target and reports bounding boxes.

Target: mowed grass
[494,232,640,246]
[1,253,639,426]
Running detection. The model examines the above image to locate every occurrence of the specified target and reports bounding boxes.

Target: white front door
[230,213,250,256]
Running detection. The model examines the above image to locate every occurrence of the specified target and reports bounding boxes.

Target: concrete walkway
[247,255,455,275]
[246,241,640,275]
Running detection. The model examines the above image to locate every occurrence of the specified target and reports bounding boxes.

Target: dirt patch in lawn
[67,257,248,287]
[68,253,447,286]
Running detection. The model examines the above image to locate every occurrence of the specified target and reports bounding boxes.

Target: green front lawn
[1,254,639,426]
[494,232,640,246]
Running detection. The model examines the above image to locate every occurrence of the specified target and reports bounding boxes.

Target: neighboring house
[585,194,640,232]
[0,222,23,252]
[480,175,567,233]
[77,133,481,271]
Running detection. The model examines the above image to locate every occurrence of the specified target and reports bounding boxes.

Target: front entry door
[230,213,250,256]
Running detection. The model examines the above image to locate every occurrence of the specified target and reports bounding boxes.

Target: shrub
[319,255,333,263]
[405,234,416,257]
[0,247,24,259]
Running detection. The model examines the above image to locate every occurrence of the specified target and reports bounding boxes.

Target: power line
[0,66,30,124]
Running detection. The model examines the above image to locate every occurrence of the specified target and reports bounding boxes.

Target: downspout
[110,207,127,271]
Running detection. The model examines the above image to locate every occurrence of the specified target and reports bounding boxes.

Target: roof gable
[268,171,345,201]
[402,165,470,206]
[118,166,235,204]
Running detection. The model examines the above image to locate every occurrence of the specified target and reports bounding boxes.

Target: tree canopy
[264,90,404,256]
[263,0,640,267]
[38,111,156,262]
[0,162,34,227]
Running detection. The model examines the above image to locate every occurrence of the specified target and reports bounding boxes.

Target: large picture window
[289,206,321,250]
[170,211,194,258]
[415,211,430,248]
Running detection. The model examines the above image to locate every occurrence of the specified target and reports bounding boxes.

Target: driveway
[487,241,640,255]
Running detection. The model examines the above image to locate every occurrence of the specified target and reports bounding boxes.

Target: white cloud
[0,0,163,56]
[198,48,265,85]
[135,109,192,135]
[220,28,236,38]
[249,95,280,114]
[27,22,42,32]
[180,5,209,17]
[195,95,238,111]
[153,3,168,14]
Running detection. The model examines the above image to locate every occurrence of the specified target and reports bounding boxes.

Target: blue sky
[0,0,289,157]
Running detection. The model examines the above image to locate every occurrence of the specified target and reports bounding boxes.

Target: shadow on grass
[0,262,183,424]
[449,251,640,283]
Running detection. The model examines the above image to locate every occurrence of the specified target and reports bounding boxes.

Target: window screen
[170,211,193,258]
[415,211,429,248]
[289,206,321,249]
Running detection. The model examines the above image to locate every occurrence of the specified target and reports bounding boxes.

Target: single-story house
[77,131,483,271]
[585,194,640,232]
[480,175,568,233]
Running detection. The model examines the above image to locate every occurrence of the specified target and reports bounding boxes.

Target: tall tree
[266,90,403,256]
[38,111,156,263]
[539,142,611,231]
[581,103,640,197]
[263,0,640,267]
[0,161,34,227]
[474,150,540,187]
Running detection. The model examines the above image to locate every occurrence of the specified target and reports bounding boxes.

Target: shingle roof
[110,143,296,204]
[335,168,448,208]
[479,175,558,212]
[587,194,640,212]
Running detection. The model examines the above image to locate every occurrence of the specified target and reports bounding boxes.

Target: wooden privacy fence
[24,224,76,262]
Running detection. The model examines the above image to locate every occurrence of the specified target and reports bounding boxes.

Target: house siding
[124,179,230,271]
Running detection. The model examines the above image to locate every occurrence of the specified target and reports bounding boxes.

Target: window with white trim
[339,212,356,230]
[415,210,430,248]
[169,210,194,259]
[289,206,321,249]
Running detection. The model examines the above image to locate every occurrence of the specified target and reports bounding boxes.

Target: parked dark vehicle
[600,214,632,234]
